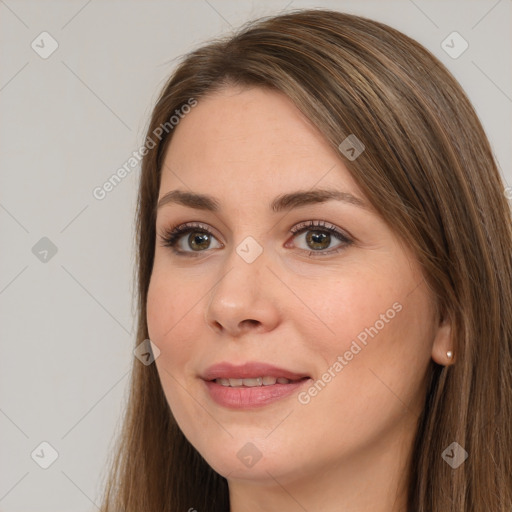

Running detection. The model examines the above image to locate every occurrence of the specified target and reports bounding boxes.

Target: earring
[446,350,453,359]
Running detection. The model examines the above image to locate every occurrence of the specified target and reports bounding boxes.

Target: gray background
[0,1,510,510]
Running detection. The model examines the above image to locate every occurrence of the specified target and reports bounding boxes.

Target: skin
[146,85,452,512]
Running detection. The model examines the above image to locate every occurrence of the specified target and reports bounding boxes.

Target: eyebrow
[156,188,370,213]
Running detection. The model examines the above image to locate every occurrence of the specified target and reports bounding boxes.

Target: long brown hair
[99,8,512,511]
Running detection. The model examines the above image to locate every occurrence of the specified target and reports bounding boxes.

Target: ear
[431,307,454,366]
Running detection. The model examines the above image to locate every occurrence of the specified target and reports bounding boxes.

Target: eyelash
[158,220,353,258]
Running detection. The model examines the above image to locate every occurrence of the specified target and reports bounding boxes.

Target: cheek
[307,280,433,416]
[146,273,169,342]
[297,266,434,400]
[146,270,205,423]
[293,270,401,357]
[147,265,192,341]
[146,269,197,377]
[291,282,433,457]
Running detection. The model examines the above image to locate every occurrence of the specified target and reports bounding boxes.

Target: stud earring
[446,350,453,359]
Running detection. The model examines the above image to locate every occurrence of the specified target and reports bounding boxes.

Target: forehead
[160,85,361,200]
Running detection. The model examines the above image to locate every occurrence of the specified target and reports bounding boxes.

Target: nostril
[242,319,259,327]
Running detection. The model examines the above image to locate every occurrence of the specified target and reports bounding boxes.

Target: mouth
[201,362,312,408]
[212,376,307,387]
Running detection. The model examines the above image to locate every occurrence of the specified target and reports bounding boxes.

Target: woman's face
[146,85,450,491]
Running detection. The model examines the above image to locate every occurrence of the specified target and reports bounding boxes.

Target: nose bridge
[204,234,280,334]
[213,234,266,303]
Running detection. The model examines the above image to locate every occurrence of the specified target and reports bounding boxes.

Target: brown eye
[304,230,332,250]
[289,220,353,257]
[186,231,213,251]
[159,222,223,256]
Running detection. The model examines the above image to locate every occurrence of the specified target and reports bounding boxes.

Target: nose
[204,241,281,337]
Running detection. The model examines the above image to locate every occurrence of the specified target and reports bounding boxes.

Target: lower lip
[203,378,310,409]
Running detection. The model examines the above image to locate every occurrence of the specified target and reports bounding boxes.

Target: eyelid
[286,220,353,256]
[164,221,223,243]
[158,219,353,257]
[289,219,350,238]
[157,221,223,255]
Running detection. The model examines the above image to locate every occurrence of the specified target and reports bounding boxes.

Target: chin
[187,427,306,483]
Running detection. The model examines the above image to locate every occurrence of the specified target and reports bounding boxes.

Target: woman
[99,8,512,511]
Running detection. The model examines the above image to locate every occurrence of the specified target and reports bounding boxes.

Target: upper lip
[202,362,310,381]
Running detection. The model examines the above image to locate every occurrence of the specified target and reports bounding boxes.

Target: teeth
[215,376,292,387]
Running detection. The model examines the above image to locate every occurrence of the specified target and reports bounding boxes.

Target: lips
[201,362,309,382]
[201,362,311,408]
